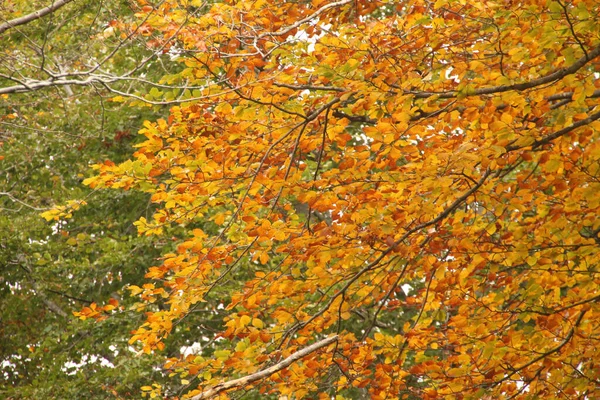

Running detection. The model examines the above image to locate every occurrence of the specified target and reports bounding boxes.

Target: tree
[0,1,191,398]
[7,0,600,399]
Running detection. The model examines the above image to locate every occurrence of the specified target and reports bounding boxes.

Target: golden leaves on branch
[68,0,600,398]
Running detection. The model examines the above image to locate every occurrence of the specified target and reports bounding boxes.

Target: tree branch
[0,191,47,211]
[190,335,338,400]
[506,107,600,151]
[492,310,587,386]
[0,76,113,95]
[273,82,345,92]
[25,271,69,318]
[402,44,600,99]
[0,0,77,35]
[38,291,69,318]
[257,0,352,39]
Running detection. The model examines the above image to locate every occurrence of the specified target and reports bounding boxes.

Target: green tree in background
[1,1,188,397]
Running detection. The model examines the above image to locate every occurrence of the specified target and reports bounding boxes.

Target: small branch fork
[190,335,338,400]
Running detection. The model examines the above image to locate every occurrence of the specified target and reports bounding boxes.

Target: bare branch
[0,76,115,94]
[190,335,338,400]
[0,0,77,35]
[0,191,47,211]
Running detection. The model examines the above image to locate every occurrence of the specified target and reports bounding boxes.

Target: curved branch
[404,44,600,99]
[257,0,352,39]
[190,335,338,400]
[0,76,116,94]
[506,107,600,151]
[492,310,587,386]
[0,0,76,35]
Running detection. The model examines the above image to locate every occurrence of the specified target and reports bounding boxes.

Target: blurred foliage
[0,0,188,398]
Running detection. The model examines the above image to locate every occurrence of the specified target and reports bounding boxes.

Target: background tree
[0,0,205,397]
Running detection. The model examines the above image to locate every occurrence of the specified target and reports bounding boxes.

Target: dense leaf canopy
[4,0,600,399]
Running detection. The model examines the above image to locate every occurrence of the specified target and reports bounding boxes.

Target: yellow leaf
[252,318,264,328]
[525,256,537,267]
[239,315,252,327]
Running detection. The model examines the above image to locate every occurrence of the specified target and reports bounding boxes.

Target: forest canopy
[2,0,600,399]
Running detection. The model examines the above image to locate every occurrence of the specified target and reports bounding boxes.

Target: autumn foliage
[82,0,600,398]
